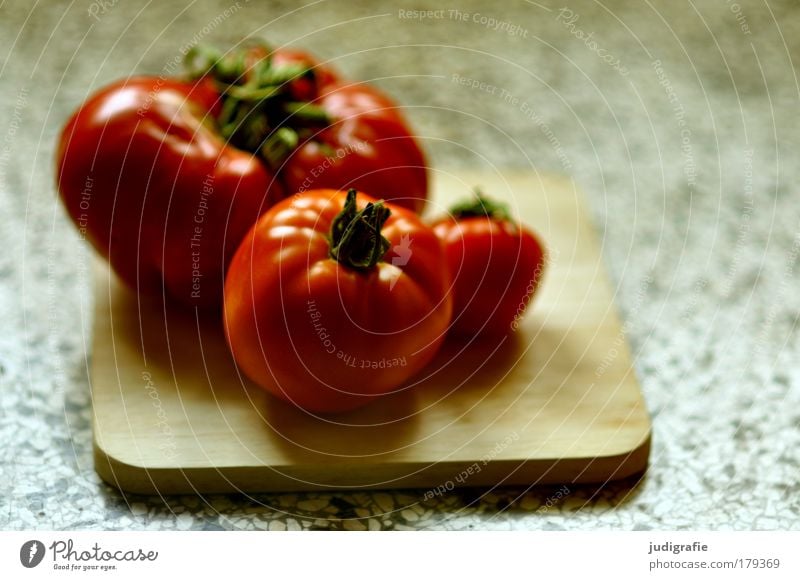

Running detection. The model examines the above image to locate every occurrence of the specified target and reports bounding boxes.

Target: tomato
[224,189,452,413]
[433,193,546,336]
[56,76,284,308]
[57,41,427,309]
[280,82,429,214]
[189,43,429,213]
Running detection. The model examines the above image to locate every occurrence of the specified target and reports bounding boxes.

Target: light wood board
[91,171,651,494]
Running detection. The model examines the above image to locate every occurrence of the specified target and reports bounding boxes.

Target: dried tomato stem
[329,189,391,270]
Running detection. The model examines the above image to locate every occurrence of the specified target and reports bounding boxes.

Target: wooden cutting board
[92,171,650,494]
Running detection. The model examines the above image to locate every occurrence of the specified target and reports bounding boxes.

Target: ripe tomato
[224,189,452,413]
[188,43,428,213]
[280,82,429,214]
[433,193,546,336]
[56,76,284,308]
[57,41,427,309]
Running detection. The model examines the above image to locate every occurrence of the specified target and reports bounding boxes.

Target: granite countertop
[2,0,799,530]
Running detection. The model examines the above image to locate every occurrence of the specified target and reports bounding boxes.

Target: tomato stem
[449,189,512,222]
[260,127,299,168]
[184,42,330,169]
[329,189,391,270]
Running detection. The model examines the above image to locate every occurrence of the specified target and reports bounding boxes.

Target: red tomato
[280,82,429,214]
[224,189,452,413]
[56,76,284,308]
[433,194,546,336]
[187,43,429,213]
[57,42,429,308]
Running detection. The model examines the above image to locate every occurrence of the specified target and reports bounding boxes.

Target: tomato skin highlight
[433,216,546,336]
[223,189,452,413]
[56,76,284,308]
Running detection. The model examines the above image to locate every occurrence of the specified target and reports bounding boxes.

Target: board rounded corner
[598,428,651,483]
[93,436,160,495]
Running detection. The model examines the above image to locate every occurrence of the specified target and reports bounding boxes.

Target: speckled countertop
[2,0,799,530]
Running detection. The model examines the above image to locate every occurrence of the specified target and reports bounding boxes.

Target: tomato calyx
[184,42,330,168]
[329,189,392,270]
[449,189,512,222]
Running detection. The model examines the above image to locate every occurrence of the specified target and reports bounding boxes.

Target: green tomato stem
[184,42,330,169]
[449,189,512,222]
